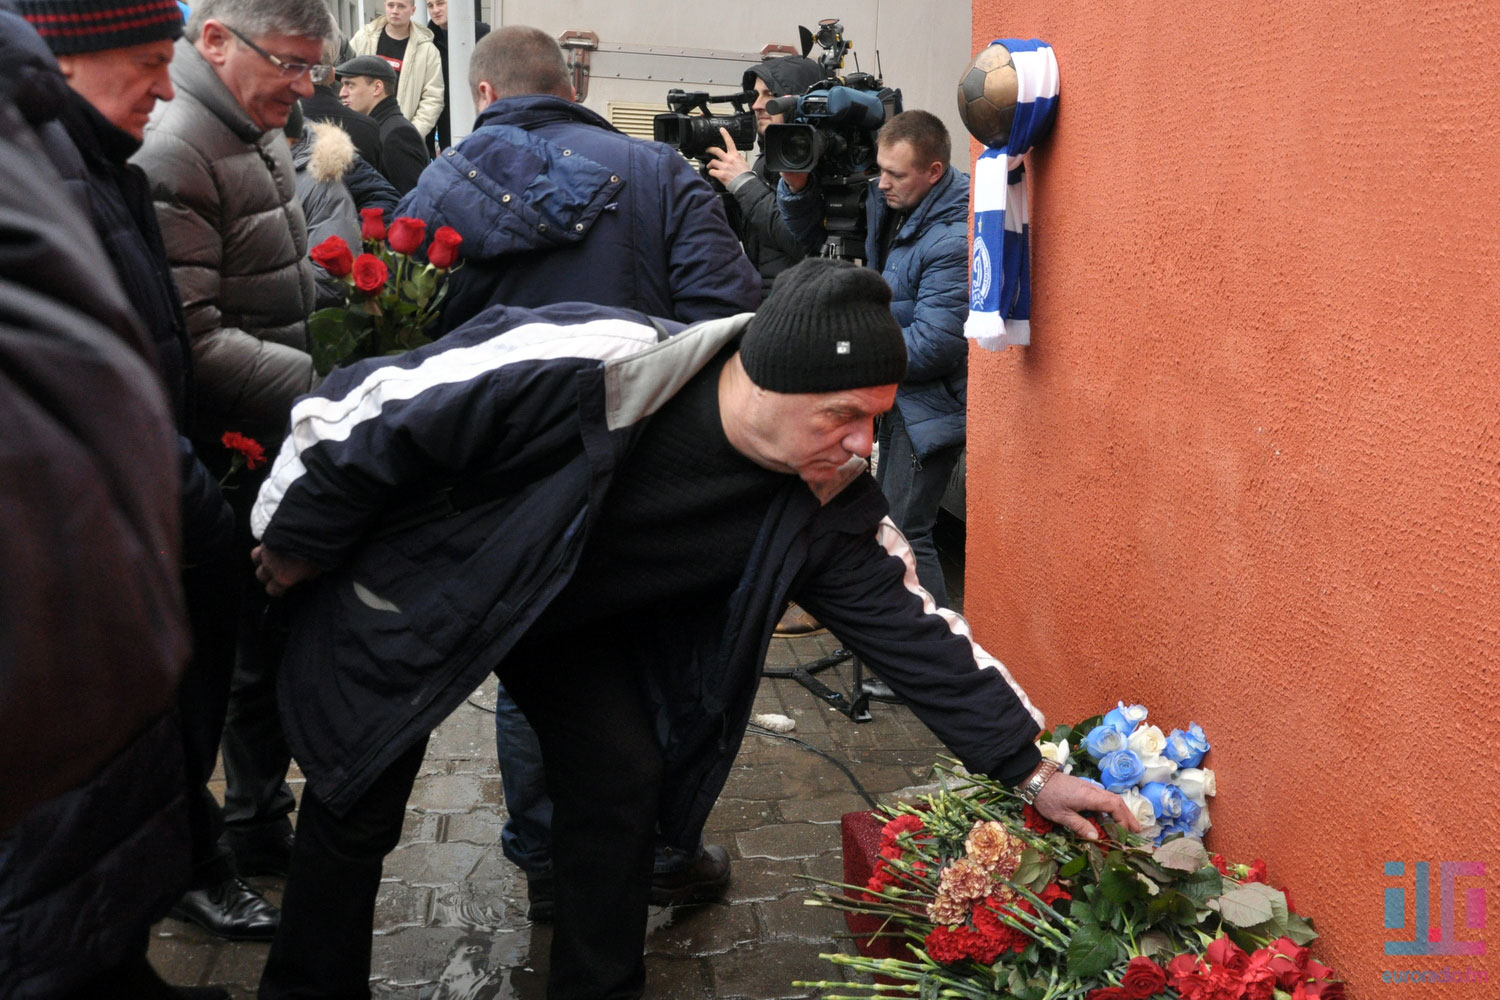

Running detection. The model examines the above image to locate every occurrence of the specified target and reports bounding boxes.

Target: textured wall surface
[965,1,1499,992]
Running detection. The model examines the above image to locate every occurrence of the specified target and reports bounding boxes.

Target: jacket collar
[368,16,435,45]
[168,37,265,142]
[876,165,969,241]
[60,87,141,165]
[475,93,618,135]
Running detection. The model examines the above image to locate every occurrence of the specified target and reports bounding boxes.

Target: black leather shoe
[650,844,730,907]
[169,876,281,941]
[222,826,293,878]
[525,871,555,923]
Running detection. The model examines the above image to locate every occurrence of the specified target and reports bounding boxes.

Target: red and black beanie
[19,0,184,56]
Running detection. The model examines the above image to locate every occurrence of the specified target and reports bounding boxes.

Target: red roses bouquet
[797,762,1344,1000]
[306,209,464,375]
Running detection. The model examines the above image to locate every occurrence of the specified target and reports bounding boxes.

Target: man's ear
[925,158,945,184]
[474,80,498,110]
[54,54,77,80]
[197,19,234,64]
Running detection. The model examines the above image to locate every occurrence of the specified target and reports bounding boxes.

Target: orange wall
[965,1,1499,993]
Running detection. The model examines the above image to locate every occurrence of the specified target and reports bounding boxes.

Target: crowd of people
[0,2,1140,998]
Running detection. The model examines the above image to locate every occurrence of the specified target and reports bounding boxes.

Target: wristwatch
[1015,759,1059,805]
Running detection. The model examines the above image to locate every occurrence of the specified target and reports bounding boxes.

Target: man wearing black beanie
[248,256,1139,1000]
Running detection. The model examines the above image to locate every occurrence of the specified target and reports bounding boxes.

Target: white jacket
[350,17,444,138]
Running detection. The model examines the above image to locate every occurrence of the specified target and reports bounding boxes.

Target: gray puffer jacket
[133,38,317,444]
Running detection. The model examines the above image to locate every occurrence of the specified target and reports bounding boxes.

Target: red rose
[1304,982,1345,1000]
[386,216,427,255]
[427,225,463,269]
[352,253,389,294]
[308,234,354,278]
[360,207,386,241]
[1120,956,1168,998]
[1245,859,1268,884]
[220,431,266,469]
[1205,936,1250,974]
[1086,989,1130,1000]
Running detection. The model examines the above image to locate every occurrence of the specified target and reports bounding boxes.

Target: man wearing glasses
[132,0,335,942]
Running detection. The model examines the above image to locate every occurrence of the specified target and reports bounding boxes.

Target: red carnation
[1023,804,1055,833]
[360,207,386,241]
[1167,953,1208,998]
[387,216,427,255]
[1212,853,1231,875]
[1120,956,1168,998]
[427,225,463,269]
[352,253,389,294]
[1245,859,1268,884]
[1201,966,1248,1000]
[923,926,968,964]
[881,813,925,845]
[221,431,266,469]
[309,234,354,277]
[1037,881,1072,906]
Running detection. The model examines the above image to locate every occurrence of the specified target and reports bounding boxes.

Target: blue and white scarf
[965,39,1060,350]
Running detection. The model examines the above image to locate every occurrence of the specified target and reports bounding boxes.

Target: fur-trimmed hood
[292,120,357,184]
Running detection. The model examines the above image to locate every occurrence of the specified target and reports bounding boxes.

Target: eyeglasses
[223,25,334,84]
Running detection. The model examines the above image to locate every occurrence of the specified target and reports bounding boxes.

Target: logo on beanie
[836,341,851,355]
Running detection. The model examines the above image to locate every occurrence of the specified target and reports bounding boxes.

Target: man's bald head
[470,25,571,110]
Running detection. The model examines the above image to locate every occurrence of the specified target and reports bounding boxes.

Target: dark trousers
[876,406,962,609]
[260,634,661,1000]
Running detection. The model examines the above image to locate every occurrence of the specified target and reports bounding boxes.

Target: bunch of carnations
[305,209,463,375]
[797,762,1339,1000]
[1041,703,1215,845]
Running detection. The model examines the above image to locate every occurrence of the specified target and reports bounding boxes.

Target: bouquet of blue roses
[1037,703,1214,845]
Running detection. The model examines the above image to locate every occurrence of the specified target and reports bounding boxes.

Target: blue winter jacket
[395,94,760,329]
[250,303,1045,843]
[779,167,971,458]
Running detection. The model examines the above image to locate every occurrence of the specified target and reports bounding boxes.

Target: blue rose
[1154,817,1196,844]
[1083,724,1128,760]
[1098,749,1146,792]
[1102,701,1148,735]
[1164,723,1210,768]
[1177,794,1202,827]
[1140,780,1185,820]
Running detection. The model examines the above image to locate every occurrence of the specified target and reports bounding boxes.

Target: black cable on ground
[746,723,879,810]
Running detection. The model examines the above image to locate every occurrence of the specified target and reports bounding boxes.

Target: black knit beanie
[20,0,184,55]
[740,258,907,393]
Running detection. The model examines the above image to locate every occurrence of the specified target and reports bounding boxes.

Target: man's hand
[251,544,322,597]
[704,127,753,187]
[1032,770,1143,841]
[779,169,810,192]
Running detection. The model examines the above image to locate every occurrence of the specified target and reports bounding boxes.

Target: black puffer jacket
[0,12,190,995]
[40,88,233,566]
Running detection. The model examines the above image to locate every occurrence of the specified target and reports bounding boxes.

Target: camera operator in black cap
[704,54,823,296]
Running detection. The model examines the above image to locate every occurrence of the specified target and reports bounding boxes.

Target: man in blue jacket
[395,24,760,330]
[779,110,970,609]
[249,258,1137,1000]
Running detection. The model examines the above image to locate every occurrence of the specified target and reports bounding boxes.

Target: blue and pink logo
[1384,861,1486,956]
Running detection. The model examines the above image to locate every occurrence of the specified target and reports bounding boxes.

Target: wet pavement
[147,630,951,998]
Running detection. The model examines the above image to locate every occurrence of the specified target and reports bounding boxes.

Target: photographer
[778,110,970,609]
[703,55,821,296]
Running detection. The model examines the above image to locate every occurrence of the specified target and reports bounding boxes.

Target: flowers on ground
[306,211,464,375]
[798,759,1340,1000]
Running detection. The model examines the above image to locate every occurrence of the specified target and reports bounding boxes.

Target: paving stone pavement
[148,632,950,998]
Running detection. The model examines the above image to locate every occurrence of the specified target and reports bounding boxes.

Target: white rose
[1176,767,1217,803]
[1127,725,1167,758]
[1138,753,1178,784]
[1191,804,1211,835]
[1038,739,1073,774]
[1118,786,1158,829]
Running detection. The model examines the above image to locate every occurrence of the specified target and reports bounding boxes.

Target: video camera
[762,19,902,178]
[653,89,757,162]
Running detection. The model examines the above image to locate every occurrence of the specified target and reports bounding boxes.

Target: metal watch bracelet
[1016,759,1059,804]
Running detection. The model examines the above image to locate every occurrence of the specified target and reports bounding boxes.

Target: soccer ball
[957,43,1019,149]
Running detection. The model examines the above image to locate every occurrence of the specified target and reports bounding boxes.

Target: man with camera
[779,109,971,610]
[703,54,822,296]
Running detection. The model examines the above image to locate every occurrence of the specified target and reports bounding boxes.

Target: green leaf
[1153,837,1211,873]
[1065,923,1123,978]
[1219,884,1280,928]
[1283,912,1319,946]
[1125,853,1174,883]
[1099,864,1146,905]
[1176,866,1225,906]
[1059,855,1088,878]
[1146,889,1197,926]
[1137,929,1174,959]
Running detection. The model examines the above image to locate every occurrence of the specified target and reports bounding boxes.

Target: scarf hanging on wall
[964,38,1059,351]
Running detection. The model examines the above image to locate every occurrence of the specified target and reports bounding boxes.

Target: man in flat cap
[247,257,1140,999]
[336,52,427,194]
